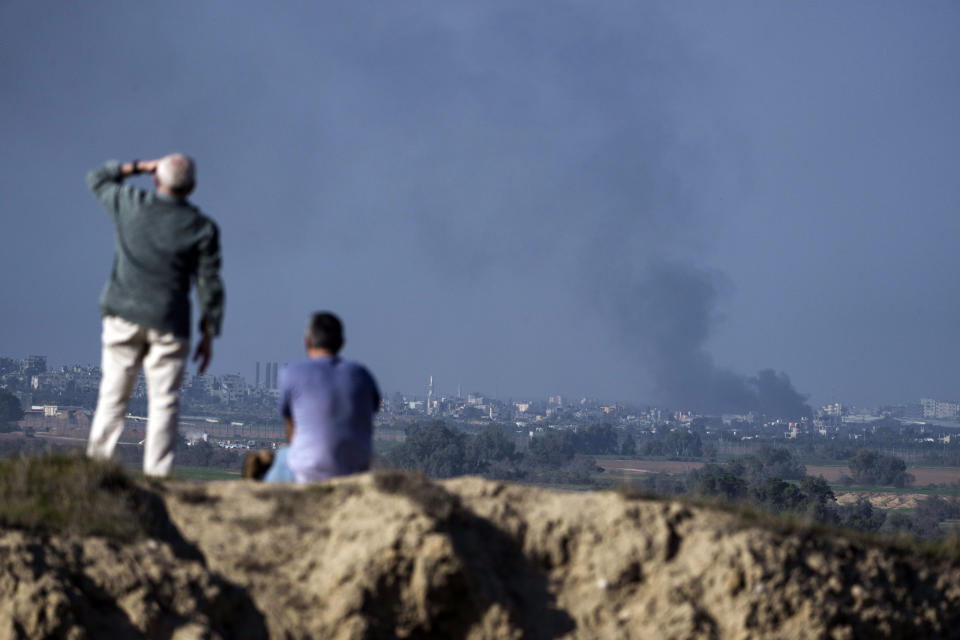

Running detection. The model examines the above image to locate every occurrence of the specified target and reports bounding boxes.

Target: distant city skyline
[8,351,960,419]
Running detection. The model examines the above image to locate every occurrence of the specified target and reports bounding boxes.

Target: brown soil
[807,465,960,486]
[4,471,960,639]
[601,459,705,475]
[835,492,924,510]
[803,466,856,482]
[602,459,960,488]
[0,531,265,639]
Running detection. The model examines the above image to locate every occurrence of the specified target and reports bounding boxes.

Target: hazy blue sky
[1,2,958,408]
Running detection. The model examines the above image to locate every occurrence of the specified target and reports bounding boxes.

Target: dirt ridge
[3,471,960,639]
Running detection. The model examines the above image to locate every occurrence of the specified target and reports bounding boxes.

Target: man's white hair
[156,153,196,192]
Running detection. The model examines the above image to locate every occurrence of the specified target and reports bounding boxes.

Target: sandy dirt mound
[835,492,924,510]
[0,531,265,639]
[836,492,960,510]
[5,471,960,639]
[158,472,960,639]
[600,459,705,475]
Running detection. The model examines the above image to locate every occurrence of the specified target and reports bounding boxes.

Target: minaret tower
[426,376,434,416]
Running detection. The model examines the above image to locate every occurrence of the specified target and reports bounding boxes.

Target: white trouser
[87,316,189,477]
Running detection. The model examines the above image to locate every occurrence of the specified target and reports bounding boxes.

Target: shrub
[848,449,912,487]
[384,422,467,478]
[693,464,748,501]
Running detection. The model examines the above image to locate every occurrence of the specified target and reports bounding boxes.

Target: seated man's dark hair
[307,312,344,353]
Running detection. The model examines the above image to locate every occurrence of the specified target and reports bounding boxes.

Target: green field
[120,462,241,483]
[172,466,241,482]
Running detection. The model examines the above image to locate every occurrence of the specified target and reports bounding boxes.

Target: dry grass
[0,452,164,540]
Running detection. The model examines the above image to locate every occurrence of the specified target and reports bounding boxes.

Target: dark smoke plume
[609,261,811,418]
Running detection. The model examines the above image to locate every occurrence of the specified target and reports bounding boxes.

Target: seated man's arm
[367,369,381,413]
[279,368,294,443]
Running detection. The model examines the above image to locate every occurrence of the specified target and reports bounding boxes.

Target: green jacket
[88,161,224,339]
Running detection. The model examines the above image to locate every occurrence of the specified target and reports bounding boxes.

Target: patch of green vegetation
[625,455,704,462]
[0,453,162,540]
[373,437,402,454]
[116,461,241,483]
[795,458,848,467]
[712,453,741,462]
[171,466,241,482]
[598,472,636,482]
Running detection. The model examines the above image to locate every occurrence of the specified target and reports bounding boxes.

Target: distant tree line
[633,446,888,533]
[845,449,913,487]
[0,390,23,433]
[630,445,960,540]
[882,496,960,540]
[381,421,634,486]
[637,429,709,459]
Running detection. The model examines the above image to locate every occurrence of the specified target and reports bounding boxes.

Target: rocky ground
[3,470,960,639]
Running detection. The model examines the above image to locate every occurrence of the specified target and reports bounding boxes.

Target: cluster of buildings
[384,376,662,432]
[0,355,287,427]
[0,355,97,410]
[920,398,960,420]
[6,355,960,450]
[254,362,281,390]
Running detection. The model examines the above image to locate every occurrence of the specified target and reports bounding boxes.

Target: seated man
[257,312,380,483]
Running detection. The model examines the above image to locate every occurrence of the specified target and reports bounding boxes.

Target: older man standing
[85,154,224,477]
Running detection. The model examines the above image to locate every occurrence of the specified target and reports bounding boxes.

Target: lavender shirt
[278,356,380,483]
